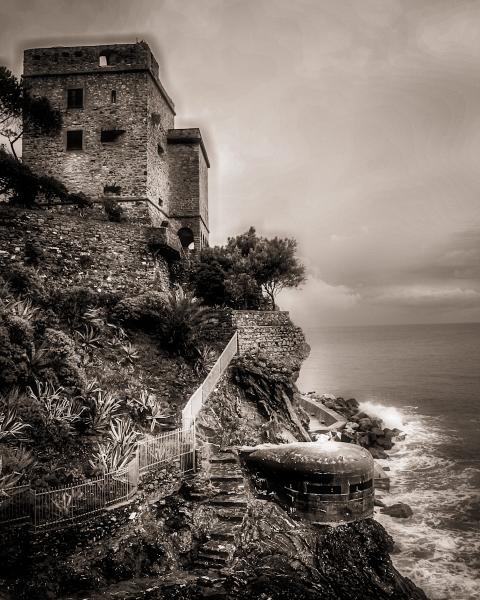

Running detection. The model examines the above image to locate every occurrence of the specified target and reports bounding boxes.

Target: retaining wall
[232,310,309,363]
[0,205,171,295]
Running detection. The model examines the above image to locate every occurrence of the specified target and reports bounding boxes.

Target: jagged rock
[380,503,413,519]
[368,446,389,459]
[358,418,373,431]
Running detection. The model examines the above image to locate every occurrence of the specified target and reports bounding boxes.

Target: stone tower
[22,42,209,251]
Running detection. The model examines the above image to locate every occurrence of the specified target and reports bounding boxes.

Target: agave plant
[6,299,39,321]
[0,408,30,442]
[87,389,122,436]
[127,390,166,432]
[120,341,139,365]
[74,325,102,350]
[51,489,84,517]
[26,343,51,377]
[89,418,138,473]
[0,448,32,498]
[28,380,85,429]
[0,465,23,498]
[126,389,152,413]
[147,403,167,433]
[82,379,101,397]
[194,344,218,376]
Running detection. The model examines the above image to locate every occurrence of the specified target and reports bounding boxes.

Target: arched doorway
[178,227,194,250]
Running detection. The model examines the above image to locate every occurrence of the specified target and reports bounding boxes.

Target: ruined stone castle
[22,41,209,252]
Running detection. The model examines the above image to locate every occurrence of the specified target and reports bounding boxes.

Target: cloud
[370,285,480,309]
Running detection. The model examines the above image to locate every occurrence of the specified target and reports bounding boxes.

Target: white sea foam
[358,400,405,430]
[376,411,480,600]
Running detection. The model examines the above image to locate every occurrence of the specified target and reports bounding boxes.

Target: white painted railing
[182,332,238,429]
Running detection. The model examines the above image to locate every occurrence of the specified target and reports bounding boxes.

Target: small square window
[111,90,117,103]
[99,55,108,67]
[67,88,83,109]
[66,130,83,151]
[101,129,125,144]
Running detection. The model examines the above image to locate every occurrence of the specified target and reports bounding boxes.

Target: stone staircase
[193,446,248,571]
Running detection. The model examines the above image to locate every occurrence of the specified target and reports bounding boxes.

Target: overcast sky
[1,0,480,327]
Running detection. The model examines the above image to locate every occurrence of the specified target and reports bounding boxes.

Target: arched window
[178,227,194,250]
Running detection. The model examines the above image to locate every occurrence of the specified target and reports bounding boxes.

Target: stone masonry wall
[0,206,171,295]
[146,75,174,216]
[232,310,309,363]
[23,71,150,200]
[167,129,209,249]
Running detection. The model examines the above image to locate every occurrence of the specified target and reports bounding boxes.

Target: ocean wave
[375,409,480,600]
[358,400,405,429]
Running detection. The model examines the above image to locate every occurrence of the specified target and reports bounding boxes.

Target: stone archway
[178,226,195,250]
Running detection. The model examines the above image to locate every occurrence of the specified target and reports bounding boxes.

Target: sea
[297,322,480,600]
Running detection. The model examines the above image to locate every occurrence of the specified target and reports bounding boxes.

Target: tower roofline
[167,128,210,167]
[23,42,175,114]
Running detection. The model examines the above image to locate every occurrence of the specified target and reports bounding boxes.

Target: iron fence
[0,333,238,531]
[0,485,32,526]
[137,427,195,474]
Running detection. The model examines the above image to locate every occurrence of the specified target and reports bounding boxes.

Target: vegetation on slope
[0,260,218,493]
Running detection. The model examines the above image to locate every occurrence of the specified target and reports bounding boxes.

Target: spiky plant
[194,344,218,376]
[74,325,102,350]
[7,299,39,321]
[120,341,139,365]
[127,390,167,432]
[87,389,122,436]
[89,418,138,473]
[0,408,30,442]
[26,343,50,377]
[156,287,211,357]
[0,448,32,497]
[28,380,84,429]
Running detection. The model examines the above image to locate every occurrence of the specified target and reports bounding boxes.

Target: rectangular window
[66,130,83,151]
[111,90,117,103]
[101,129,125,144]
[67,88,84,109]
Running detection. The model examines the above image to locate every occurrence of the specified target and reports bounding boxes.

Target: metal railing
[182,332,238,428]
[137,427,195,474]
[1,427,195,531]
[0,333,238,531]
[0,485,32,527]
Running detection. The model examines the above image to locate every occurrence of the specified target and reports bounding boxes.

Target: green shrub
[0,321,29,392]
[49,286,120,326]
[2,264,45,299]
[103,198,124,222]
[37,328,85,390]
[109,290,166,329]
[156,288,211,358]
[24,237,45,266]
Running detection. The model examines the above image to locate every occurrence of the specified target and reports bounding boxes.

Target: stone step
[216,509,245,523]
[209,531,236,542]
[209,496,248,508]
[209,456,238,464]
[195,558,227,570]
[197,552,229,564]
[210,474,244,482]
[210,483,245,494]
[202,540,232,555]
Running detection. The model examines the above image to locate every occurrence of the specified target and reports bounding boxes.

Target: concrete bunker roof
[244,441,374,476]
